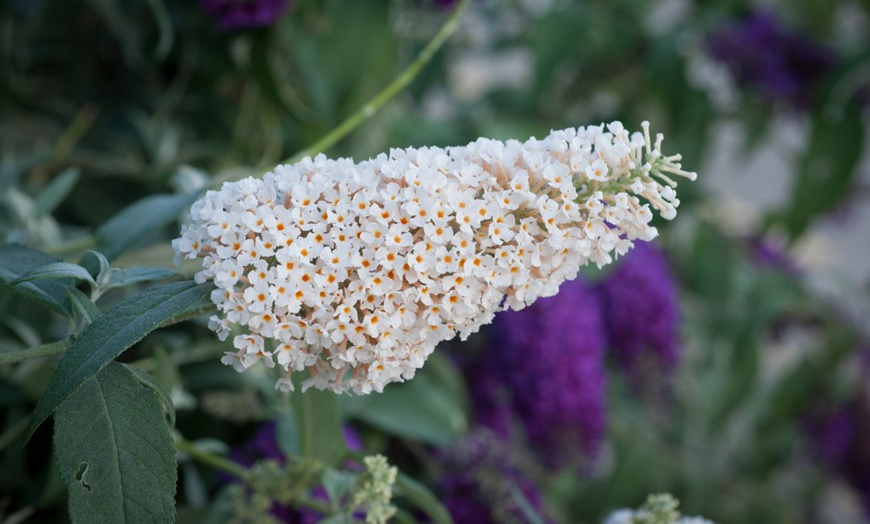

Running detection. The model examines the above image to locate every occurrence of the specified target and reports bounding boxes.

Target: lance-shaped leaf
[34,167,80,217]
[342,371,466,446]
[394,472,453,524]
[0,244,76,318]
[101,266,180,292]
[66,288,102,326]
[54,362,177,523]
[121,363,176,428]
[96,192,200,262]
[292,378,346,466]
[13,262,97,288]
[28,281,214,439]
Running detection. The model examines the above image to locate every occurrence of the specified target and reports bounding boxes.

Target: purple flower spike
[199,0,291,32]
[435,431,545,524]
[484,277,607,467]
[707,11,838,109]
[597,241,681,375]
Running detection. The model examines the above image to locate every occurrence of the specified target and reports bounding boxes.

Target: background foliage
[1,0,869,522]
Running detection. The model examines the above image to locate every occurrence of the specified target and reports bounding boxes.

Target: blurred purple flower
[808,347,870,514]
[465,363,514,440]
[747,236,800,277]
[810,408,857,466]
[199,0,290,32]
[474,277,607,468]
[434,431,545,524]
[810,397,870,514]
[707,11,838,109]
[597,241,680,376]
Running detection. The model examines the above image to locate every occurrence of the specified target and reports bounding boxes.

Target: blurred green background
[1,0,869,522]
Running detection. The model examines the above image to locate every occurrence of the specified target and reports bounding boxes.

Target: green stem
[0,416,30,452]
[283,0,472,165]
[290,492,333,515]
[43,234,98,258]
[0,339,70,366]
[175,436,334,515]
[43,0,471,261]
[174,436,250,480]
[53,104,100,162]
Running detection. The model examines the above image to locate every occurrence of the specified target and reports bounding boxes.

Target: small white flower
[586,158,610,181]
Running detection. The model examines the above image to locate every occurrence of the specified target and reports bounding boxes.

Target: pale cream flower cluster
[173,122,695,394]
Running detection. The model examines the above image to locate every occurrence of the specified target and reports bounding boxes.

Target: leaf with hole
[54,362,177,523]
[27,281,214,440]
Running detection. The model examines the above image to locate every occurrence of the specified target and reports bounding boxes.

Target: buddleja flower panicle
[173,121,695,394]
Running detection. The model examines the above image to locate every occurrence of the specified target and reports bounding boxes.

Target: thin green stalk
[0,416,29,452]
[175,436,250,479]
[44,235,98,258]
[175,436,334,515]
[41,0,471,261]
[53,104,100,162]
[0,339,70,366]
[283,0,471,165]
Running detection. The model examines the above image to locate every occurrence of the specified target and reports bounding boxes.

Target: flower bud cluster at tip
[172,121,696,394]
[354,455,398,524]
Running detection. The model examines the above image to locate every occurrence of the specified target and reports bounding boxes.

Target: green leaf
[96,192,200,261]
[121,363,176,428]
[102,266,180,291]
[0,244,75,318]
[317,514,352,524]
[27,281,214,440]
[507,482,545,524]
[342,372,466,446]
[85,251,111,283]
[777,101,864,238]
[54,362,177,523]
[292,381,345,466]
[12,262,96,288]
[67,288,102,326]
[276,409,301,458]
[394,472,453,524]
[33,167,80,217]
[322,468,356,504]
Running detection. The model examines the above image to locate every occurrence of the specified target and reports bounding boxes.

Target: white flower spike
[174,122,696,394]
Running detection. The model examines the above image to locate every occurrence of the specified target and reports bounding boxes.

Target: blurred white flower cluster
[603,493,715,524]
[605,509,715,524]
[173,122,695,394]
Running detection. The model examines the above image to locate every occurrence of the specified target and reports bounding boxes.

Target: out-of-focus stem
[175,436,250,479]
[0,339,70,366]
[282,0,472,166]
